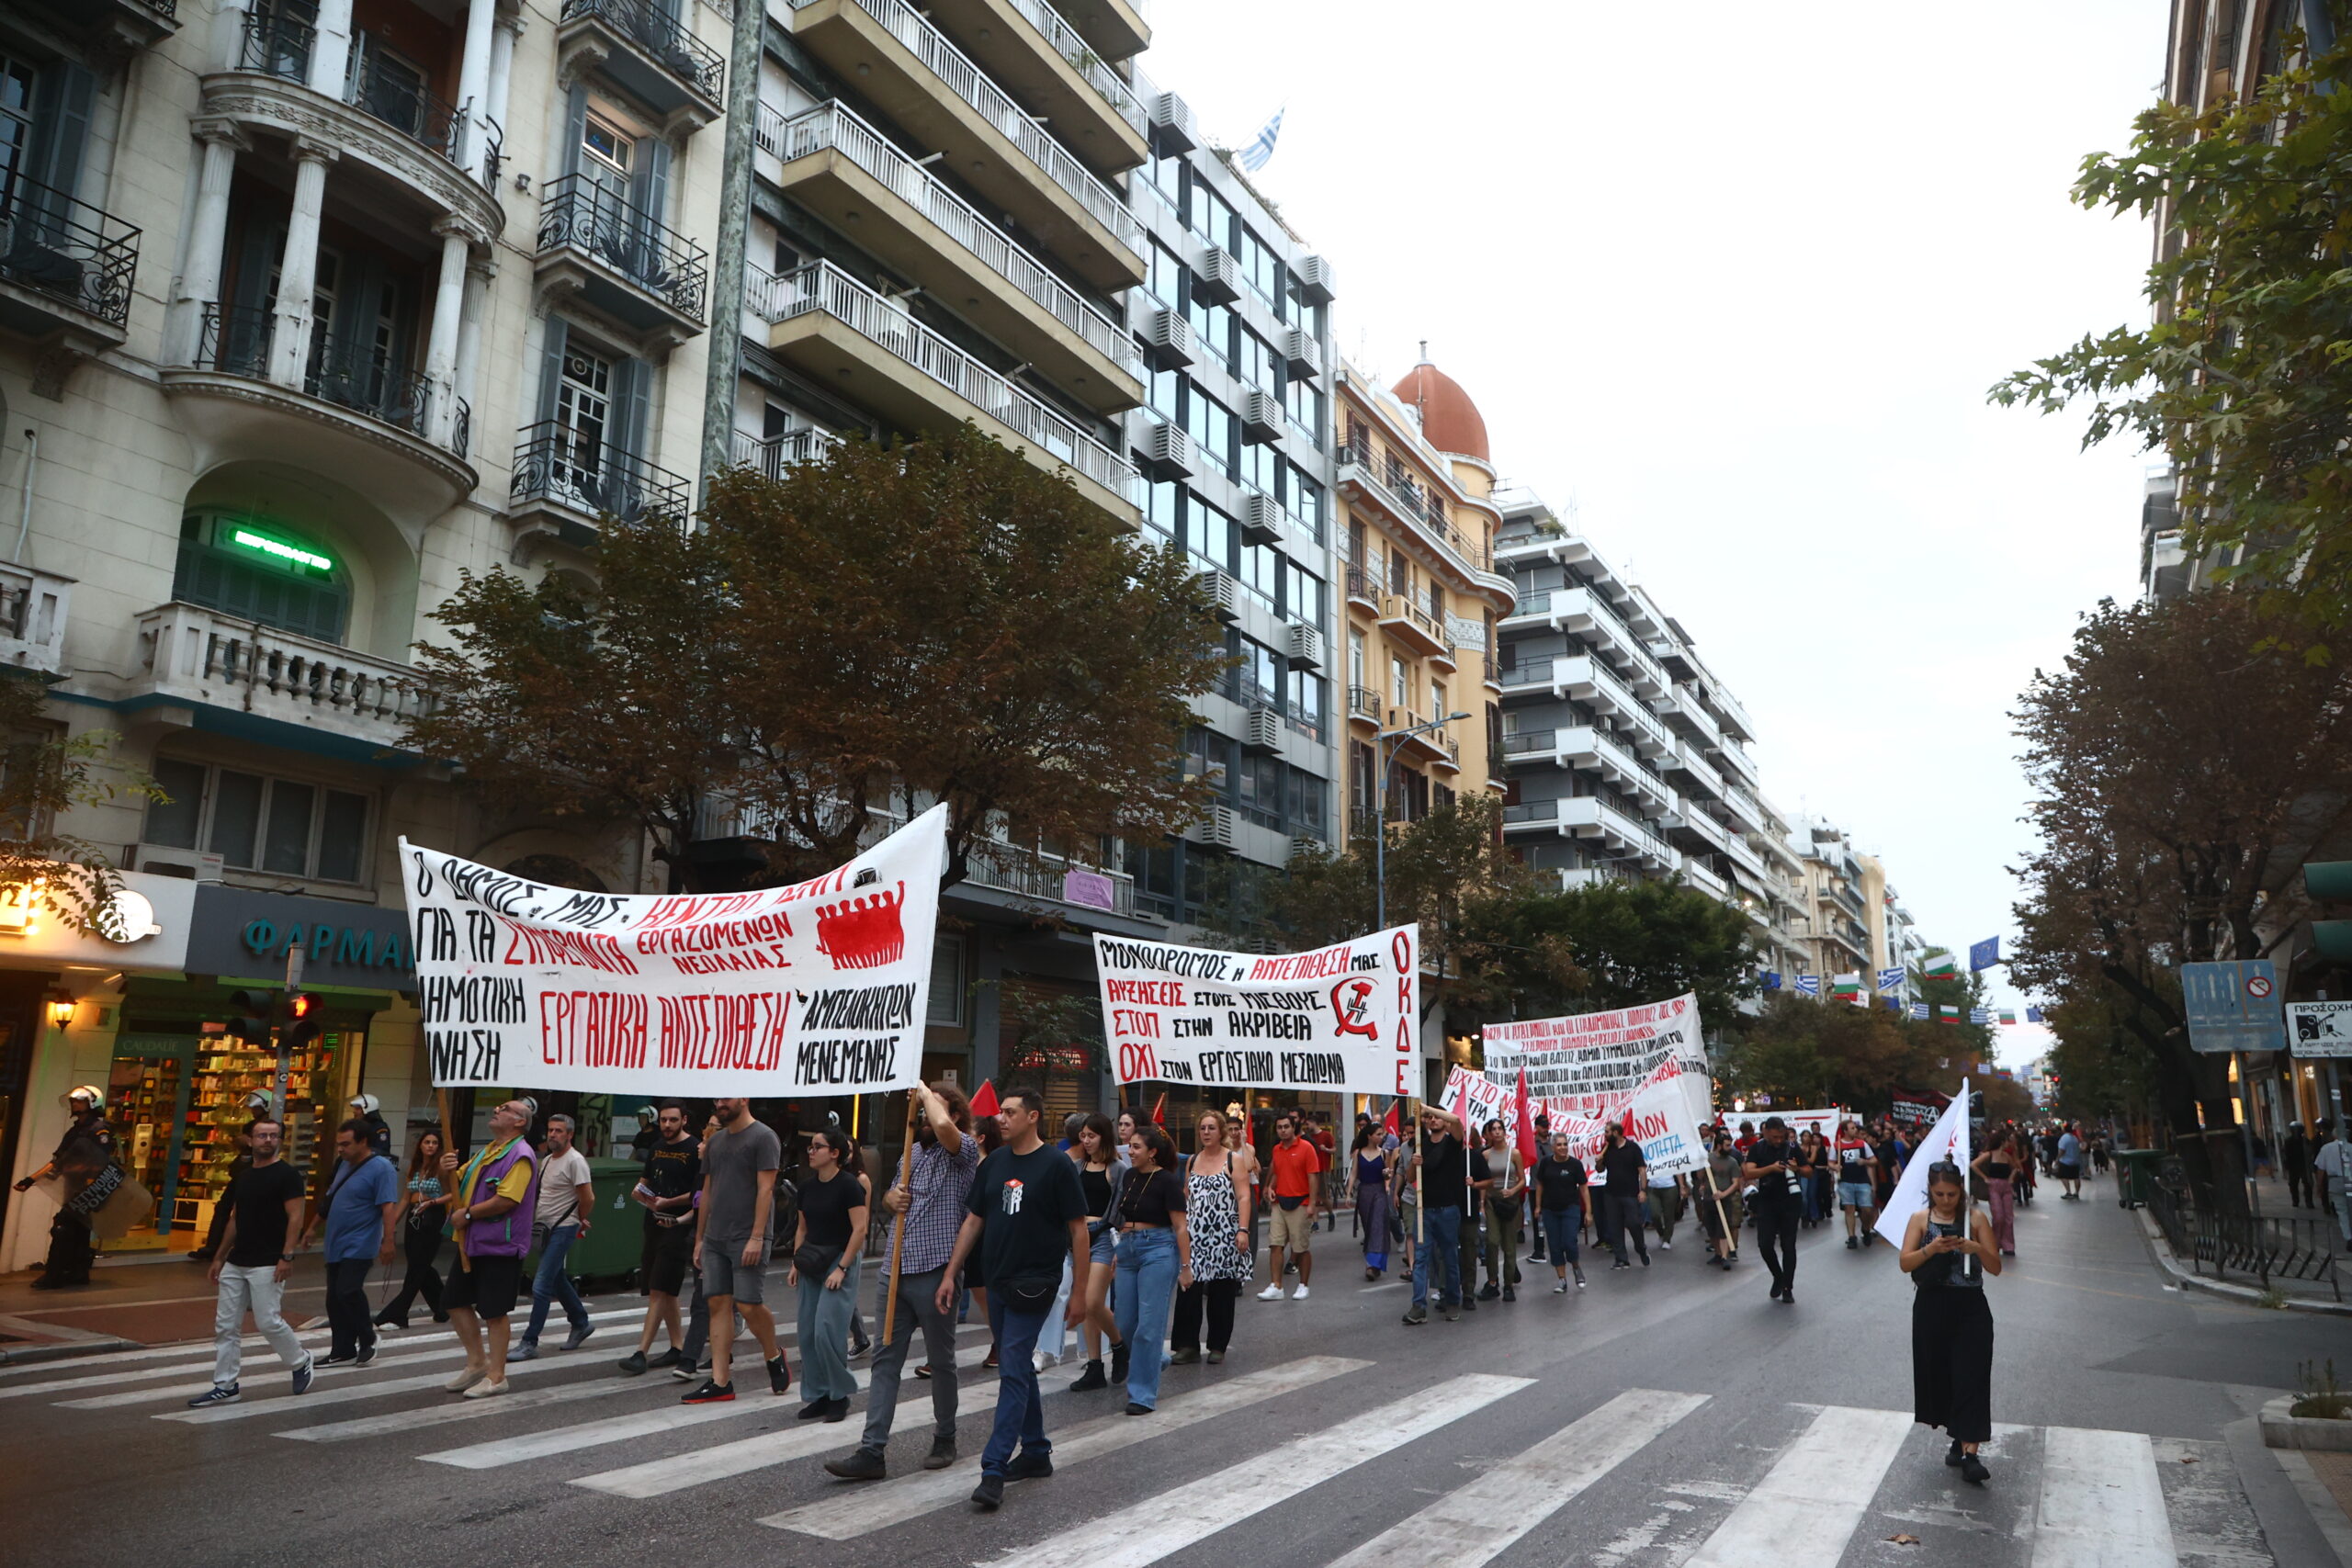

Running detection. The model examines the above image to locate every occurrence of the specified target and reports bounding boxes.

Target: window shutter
[612,355,652,464]
[560,84,589,177]
[28,61,96,208]
[535,315,569,426]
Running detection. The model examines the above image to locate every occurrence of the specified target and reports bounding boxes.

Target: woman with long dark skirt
[377,1130,450,1328]
[1351,1121,1393,1280]
[1900,1160,2002,1485]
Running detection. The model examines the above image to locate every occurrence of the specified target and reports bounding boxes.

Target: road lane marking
[1681,1404,1913,1568]
[2029,1426,2178,1567]
[277,1374,666,1440]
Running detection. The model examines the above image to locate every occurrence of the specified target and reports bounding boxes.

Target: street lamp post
[1372,709,1473,931]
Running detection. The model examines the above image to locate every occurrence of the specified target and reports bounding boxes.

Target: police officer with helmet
[13,1086,117,1290]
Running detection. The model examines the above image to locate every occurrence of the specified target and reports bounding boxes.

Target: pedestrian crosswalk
[15,1325,2287,1567]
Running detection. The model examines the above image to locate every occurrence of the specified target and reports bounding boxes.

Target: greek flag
[1910,1003,1930,1020]
[1238,107,1284,173]
[1969,1007,1990,1025]
[1794,975,1820,997]
[1877,965,1905,995]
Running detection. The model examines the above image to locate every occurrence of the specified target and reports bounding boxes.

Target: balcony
[1669,799,1732,856]
[1483,651,1502,693]
[132,602,431,755]
[729,425,842,478]
[1377,593,1446,657]
[1346,683,1381,728]
[205,15,503,235]
[1337,437,1496,586]
[507,420,693,550]
[1504,794,1675,869]
[1552,865,1633,892]
[535,174,708,346]
[1344,566,1378,611]
[1668,740,1724,800]
[1550,587,1669,694]
[0,173,138,374]
[557,0,725,129]
[1713,738,1760,789]
[0,561,72,674]
[781,0,1148,291]
[1032,0,1148,61]
[1677,854,1731,901]
[1720,781,1766,834]
[1505,725,1660,805]
[1710,683,1758,743]
[1724,832,1767,881]
[963,838,1138,916]
[27,0,178,48]
[756,101,1141,412]
[752,260,1137,523]
[162,303,476,522]
[917,0,1149,171]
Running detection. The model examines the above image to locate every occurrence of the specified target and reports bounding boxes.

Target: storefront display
[105,1041,191,1250]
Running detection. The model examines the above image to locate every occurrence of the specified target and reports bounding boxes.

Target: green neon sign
[229,527,334,574]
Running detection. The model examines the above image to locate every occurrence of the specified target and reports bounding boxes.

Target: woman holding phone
[1900,1159,2002,1485]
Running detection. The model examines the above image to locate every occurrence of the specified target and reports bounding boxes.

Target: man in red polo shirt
[1257,1111,1323,1302]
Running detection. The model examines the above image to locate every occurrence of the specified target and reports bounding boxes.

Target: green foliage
[1719,993,1992,1113]
[410,427,1227,891]
[0,673,155,931]
[1992,19,2352,650]
[1474,875,1758,1031]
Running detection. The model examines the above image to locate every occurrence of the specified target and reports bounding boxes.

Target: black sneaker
[617,1351,648,1376]
[1477,1282,1500,1301]
[681,1380,735,1404]
[1501,1286,1516,1302]
[1461,1295,1477,1312]
[849,1337,872,1360]
[824,1395,850,1423]
[186,1383,241,1408]
[799,1398,831,1420]
[355,1343,378,1368]
[1005,1450,1053,1481]
[290,1358,314,1396]
[645,1347,682,1369]
[1945,1439,1965,1468]
[318,1352,359,1369]
[672,1359,705,1382]
[1846,1235,1860,1250]
[1069,1359,1108,1392]
[768,1355,792,1396]
[826,1448,888,1481]
[924,1434,957,1470]
[972,1474,1005,1511]
[1960,1453,1990,1485]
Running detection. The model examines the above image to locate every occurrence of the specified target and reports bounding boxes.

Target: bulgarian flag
[1996,1009,2018,1026]
[1925,955,1959,981]
[1829,973,1861,1000]
[1937,1005,1962,1022]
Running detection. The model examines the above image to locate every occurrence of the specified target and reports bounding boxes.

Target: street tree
[2009,589,2352,1207]
[0,674,153,931]
[1476,874,1758,1030]
[410,429,1226,892]
[1992,26,2352,651]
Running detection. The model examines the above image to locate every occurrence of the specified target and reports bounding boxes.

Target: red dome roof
[1390,359,1490,463]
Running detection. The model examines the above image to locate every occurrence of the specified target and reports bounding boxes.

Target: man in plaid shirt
[825,1080,979,1479]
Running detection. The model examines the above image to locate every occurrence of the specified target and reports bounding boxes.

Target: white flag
[1873,1077,1969,1247]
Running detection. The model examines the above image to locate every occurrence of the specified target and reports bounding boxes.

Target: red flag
[1514,1067,1538,1168]
[1150,1091,1166,1127]
[1382,1100,1400,1139]
[968,1079,1000,1120]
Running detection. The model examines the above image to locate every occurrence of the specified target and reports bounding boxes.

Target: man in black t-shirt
[940,1087,1087,1512]
[1403,1108,1469,1324]
[1594,1122,1649,1269]
[619,1102,703,1375]
[1742,1117,1812,1304]
[188,1117,314,1407]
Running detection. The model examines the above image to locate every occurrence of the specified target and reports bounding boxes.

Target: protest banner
[1096,924,1419,1096]
[1441,1066,1508,1128]
[1482,995,1713,1177]
[404,806,946,1096]
[1889,1089,1950,1128]
[1775,1107,1845,1143]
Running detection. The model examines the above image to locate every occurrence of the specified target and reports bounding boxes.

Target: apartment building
[0,0,730,1269]
[1493,490,1771,917]
[1752,794,1814,983]
[1793,817,1874,985]
[1334,355,1515,834]
[719,5,1340,1116]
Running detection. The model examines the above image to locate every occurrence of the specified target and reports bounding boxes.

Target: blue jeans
[1409,1204,1463,1310]
[981,1293,1053,1476]
[521,1224,587,1347]
[1541,1207,1582,1265]
[1112,1227,1178,1409]
[796,1255,861,1400]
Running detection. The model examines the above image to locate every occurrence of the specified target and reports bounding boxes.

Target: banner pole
[880,1087,919,1347]
[435,1088,470,1275]
[1411,1098,1424,1256]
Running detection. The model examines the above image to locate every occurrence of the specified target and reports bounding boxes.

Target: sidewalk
[2120,1164,2351,1317]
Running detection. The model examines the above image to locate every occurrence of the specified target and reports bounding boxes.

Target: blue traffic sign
[2179,960,2283,1054]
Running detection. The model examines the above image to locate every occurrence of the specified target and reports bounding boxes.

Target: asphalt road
[2,1179,2342,1568]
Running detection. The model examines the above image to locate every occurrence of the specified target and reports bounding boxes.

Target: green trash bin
[521,1156,649,1289]
[2112,1148,2161,1209]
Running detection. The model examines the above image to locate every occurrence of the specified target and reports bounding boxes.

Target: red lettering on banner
[1112,1009,1163,1038]
[1116,1041,1159,1080]
[537,990,648,1068]
[1391,931,1412,972]
[1392,1017,1413,1056]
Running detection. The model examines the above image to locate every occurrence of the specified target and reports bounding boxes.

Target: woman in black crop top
[1111,1125,1191,1416]
[1067,1113,1126,1393]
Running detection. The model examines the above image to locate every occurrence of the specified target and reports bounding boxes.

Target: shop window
[175,511,350,644]
[142,758,371,883]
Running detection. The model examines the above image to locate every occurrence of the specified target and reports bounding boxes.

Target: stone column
[267,140,338,389]
[170,119,247,367]
[453,254,496,455]
[423,220,477,446]
[488,15,522,133]
[453,0,497,182]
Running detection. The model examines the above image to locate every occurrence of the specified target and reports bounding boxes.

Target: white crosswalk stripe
[2030,1427,2179,1567]
[758,1356,1367,1531]
[976,1375,1533,1568]
[1682,1404,1917,1567]
[424,1341,994,1470]
[278,1372,670,1442]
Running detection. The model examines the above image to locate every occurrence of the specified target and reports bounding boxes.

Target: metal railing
[560,0,726,100]
[1338,434,1494,574]
[510,419,692,524]
[241,6,313,80]
[346,48,468,164]
[782,0,1143,259]
[757,102,1137,378]
[1343,566,1376,604]
[994,0,1145,134]
[729,425,841,478]
[537,173,709,322]
[1347,684,1381,721]
[190,304,468,456]
[2147,1179,2341,1299]
[751,259,1135,502]
[0,172,139,330]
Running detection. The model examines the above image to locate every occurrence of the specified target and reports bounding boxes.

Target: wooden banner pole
[436,1088,470,1274]
[880,1086,920,1347]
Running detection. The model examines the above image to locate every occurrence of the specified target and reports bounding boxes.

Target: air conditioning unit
[1286,622,1325,671]
[1196,569,1240,622]
[1197,804,1236,848]
[1280,328,1321,379]
[1192,245,1240,306]
[1150,92,1198,152]
[1294,254,1337,305]
[132,844,226,882]
[1238,389,1283,446]
[1143,307,1195,369]
[1241,706,1283,753]
[1134,417,1195,481]
[1239,492,1282,545]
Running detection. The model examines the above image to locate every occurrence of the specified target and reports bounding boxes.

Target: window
[1145,238,1183,310]
[1281,558,1324,626]
[1184,294,1233,365]
[1287,467,1325,536]
[927,933,965,1024]
[1236,750,1282,829]
[1239,540,1278,609]
[1238,438,1279,498]
[553,343,613,503]
[1284,375,1322,442]
[1148,363,1181,423]
[175,511,350,643]
[1192,181,1234,250]
[1391,656,1409,711]
[1238,636,1283,705]
[1348,628,1365,690]
[1186,495,1232,575]
[581,114,633,200]
[1288,669,1325,739]
[1432,681,1448,722]
[1288,767,1326,836]
[1238,226,1282,310]
[1184,387,1235,476]
[143,759,371,883]
[1143,479,1179,540]
[1349,740,1375,819]
[1236,328,1276,394]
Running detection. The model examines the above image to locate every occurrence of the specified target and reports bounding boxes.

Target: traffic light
[225,988,273,1045]
[1969,1090,1986,1120]
[282,992,323,1052]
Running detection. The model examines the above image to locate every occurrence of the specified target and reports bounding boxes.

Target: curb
[2131,1209,2352,1316]
[2263,1394,2352,1452]
[0,1336,139,1366]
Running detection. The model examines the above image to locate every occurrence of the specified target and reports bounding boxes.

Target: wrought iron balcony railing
[0,172,139,329]
[536,173,709,322]
[511,419,691,525]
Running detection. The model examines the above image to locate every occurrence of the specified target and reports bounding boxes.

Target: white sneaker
[1032,1350,1058,1372]
[445,1365,486,1393]
[1256,1285,1284,1302]
[1291,1285,1309,1301]
[462,1377,511,1399]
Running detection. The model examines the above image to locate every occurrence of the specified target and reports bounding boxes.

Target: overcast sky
[1139,0,2166,1069]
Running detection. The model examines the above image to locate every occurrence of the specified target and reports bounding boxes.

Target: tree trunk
[2154,1043,2251,1215]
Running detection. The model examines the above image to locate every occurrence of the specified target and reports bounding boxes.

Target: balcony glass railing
[783,0,1144,259]
[192,303,469,456]
[0,171,139,329]
[757,101,1138,378]
[752,259,1136,502]
[510,419,691,523]
[537,173,709,322]
[560,0,727,100]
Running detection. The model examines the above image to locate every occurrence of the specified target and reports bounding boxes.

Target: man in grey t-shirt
[685,1099,790,1404]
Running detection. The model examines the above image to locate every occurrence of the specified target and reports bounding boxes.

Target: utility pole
[699,0,764,494]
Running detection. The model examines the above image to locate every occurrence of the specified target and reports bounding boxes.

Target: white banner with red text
[1480,996,1714,1178]
[1096,925,1419,1097]
[405,807,945,1095]
[1440,1066,1604,1157]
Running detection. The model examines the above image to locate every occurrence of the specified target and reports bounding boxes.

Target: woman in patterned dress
[1169,1109,1255,1364]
